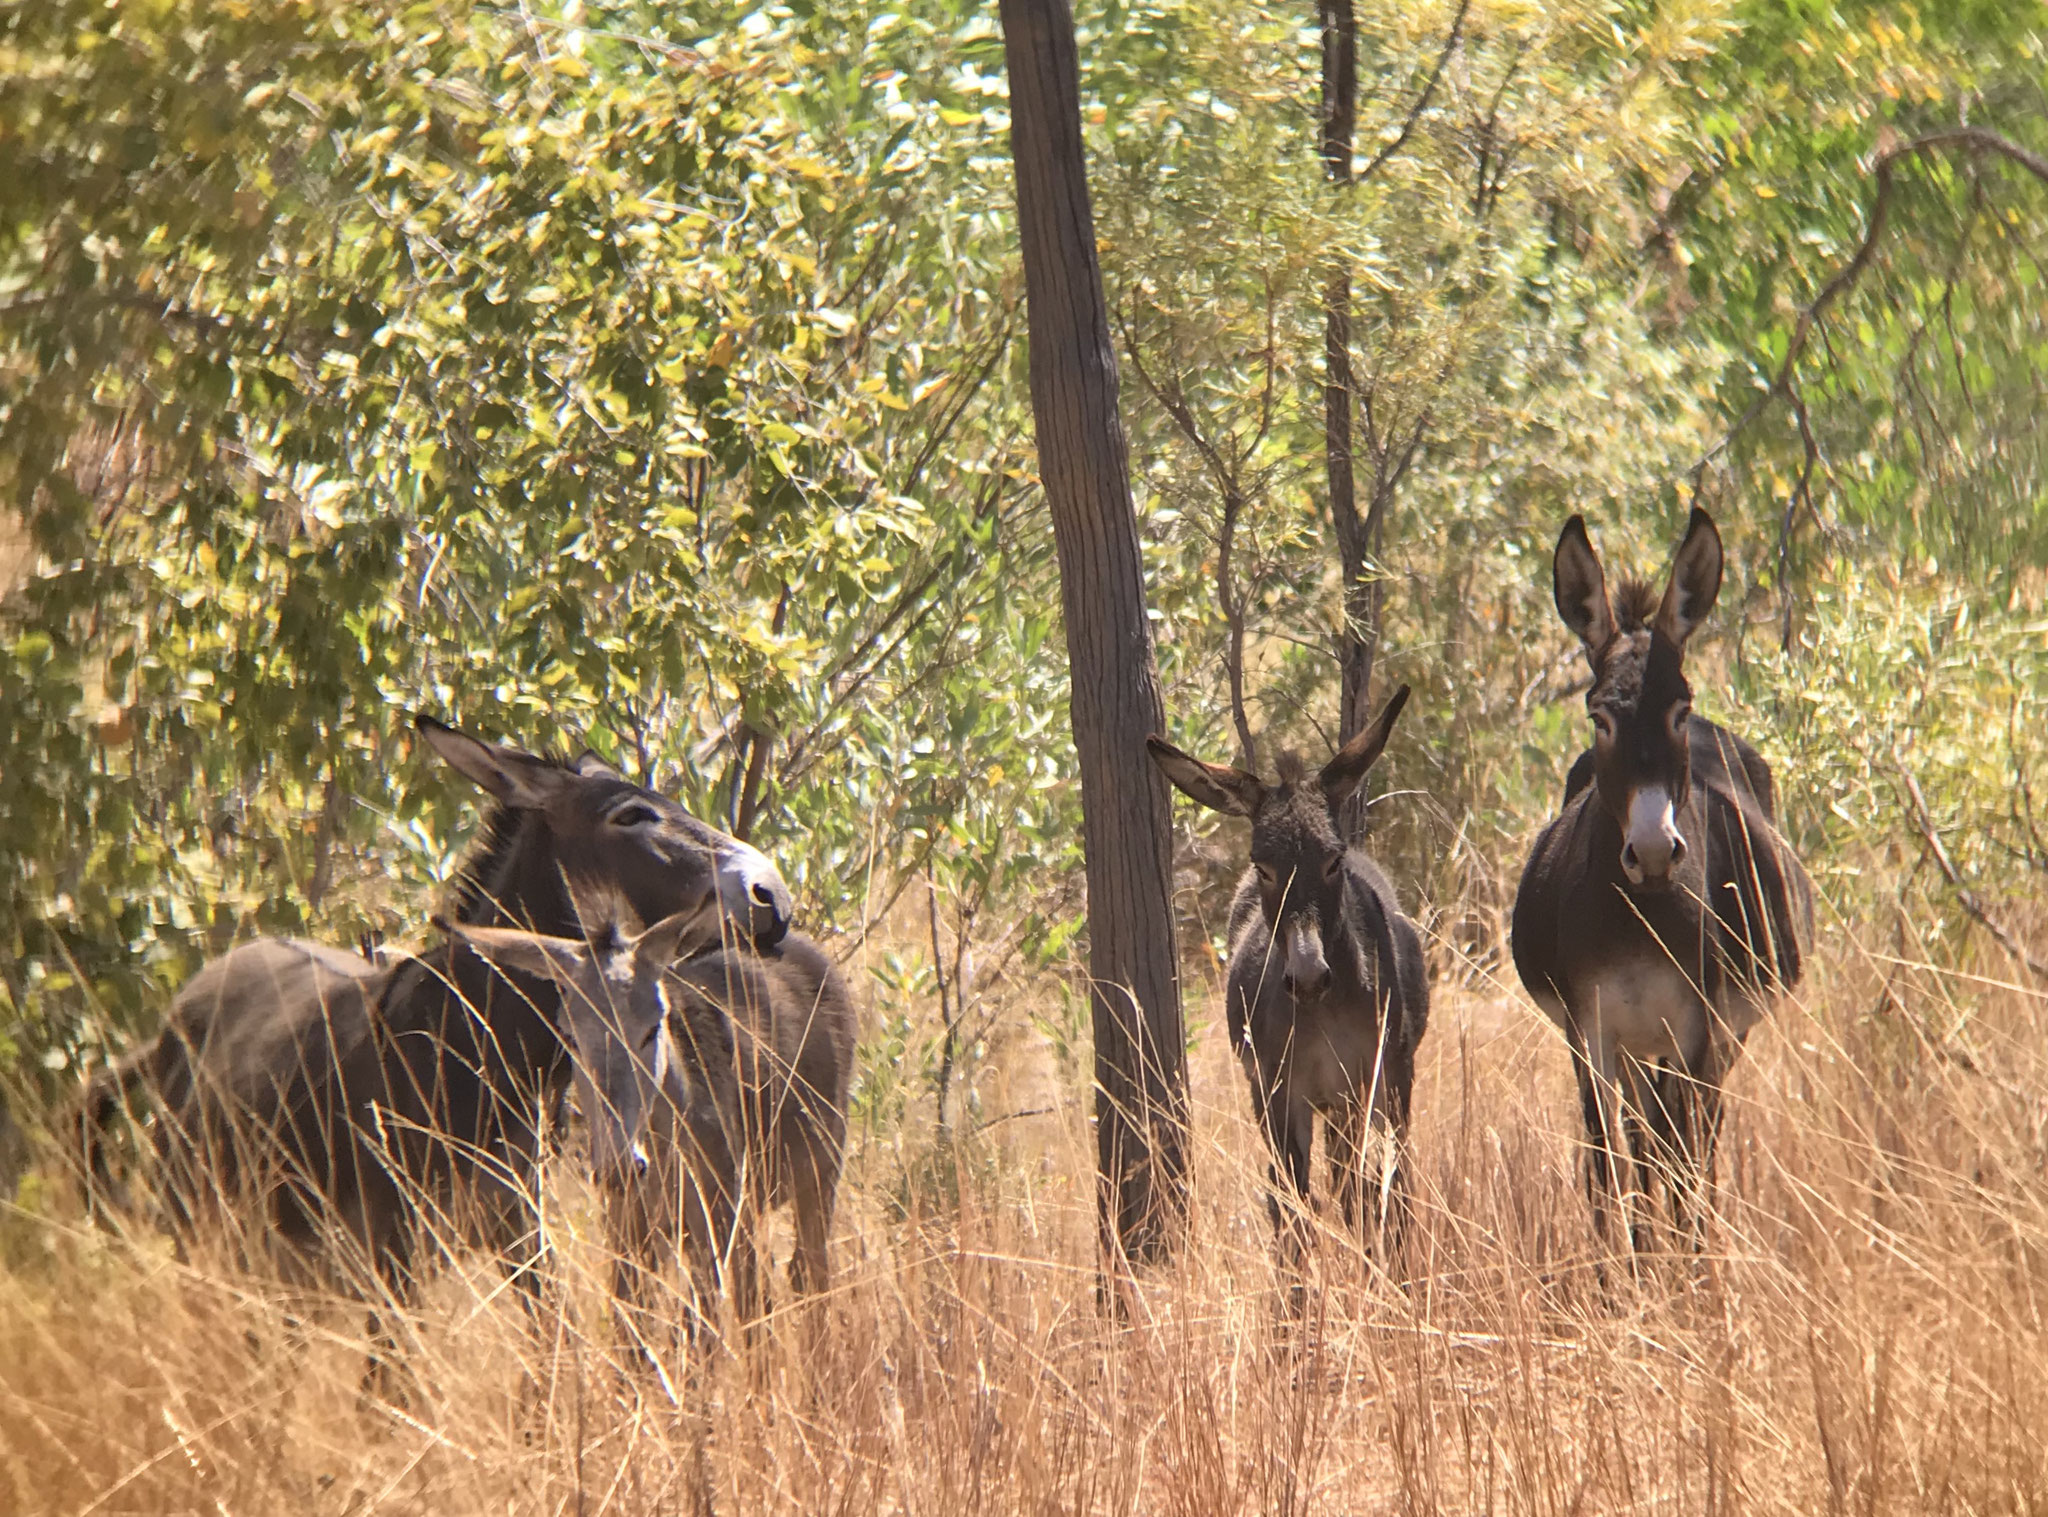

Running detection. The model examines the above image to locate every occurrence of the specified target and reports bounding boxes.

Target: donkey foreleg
[1568,1023,1638,1260]
[1257,1089,1316,1313]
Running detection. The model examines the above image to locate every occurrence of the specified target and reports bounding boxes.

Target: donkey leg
[1619,1057,1667,1257]
[1325,1103,1364,1235]
[1259,1093,1315,1313]
[1671,1047,1731,1255]
[788,1136,839,1300]
[360,1233,422,1410]
[608,1179,677,1385]
[1570,1024,1637,1265]
[1372,1046,1419,1267]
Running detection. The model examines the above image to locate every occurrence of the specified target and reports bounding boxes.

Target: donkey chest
[1241,999,1385,1109]
[1565,956,1709,1064]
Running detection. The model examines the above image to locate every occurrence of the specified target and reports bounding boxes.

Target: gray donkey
[74,718,791,1391]
[460,917,855,1360]
[1148,687,1430,1280]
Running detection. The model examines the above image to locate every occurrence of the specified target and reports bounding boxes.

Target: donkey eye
[1591,712,1616,741]
[1254,863,1276,885]
[1322,855,1343,882]
[610,803,661,829]
[1669,705,1693,733]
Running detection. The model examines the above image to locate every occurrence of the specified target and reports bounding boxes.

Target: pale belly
[1243,1008,1387,1111]
[1579,958,1704,1064]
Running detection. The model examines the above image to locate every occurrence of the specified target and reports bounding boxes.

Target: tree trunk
[1000,0,1189,1267]
[1321,0,1378,840]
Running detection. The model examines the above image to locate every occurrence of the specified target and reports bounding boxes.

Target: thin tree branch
[1356,0,1472,186]
[1898,762,2048,979]
[1693,127,2048,485]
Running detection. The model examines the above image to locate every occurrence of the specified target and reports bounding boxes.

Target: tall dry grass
[4,872,2046,1516]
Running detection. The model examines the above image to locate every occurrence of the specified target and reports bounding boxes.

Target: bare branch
[1694,127,2048,483]
[1118,299,1258,768]
[1898,762,2048,979]
[1356,0,1472,186]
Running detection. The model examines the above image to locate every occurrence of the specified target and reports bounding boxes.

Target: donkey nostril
[750,881,778,907]
[1669,835,1688,864]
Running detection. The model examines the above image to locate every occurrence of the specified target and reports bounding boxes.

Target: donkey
[1148,687,1430,1281]
[76,714,792,1379]
[623,932,857,1341]
[1511,509,1812,1253]
[466,921,856,1359]
[447,903,714,1194]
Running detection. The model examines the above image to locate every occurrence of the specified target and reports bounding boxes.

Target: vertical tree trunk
[1000,0,1189,1266]
[1321,0,1377,840]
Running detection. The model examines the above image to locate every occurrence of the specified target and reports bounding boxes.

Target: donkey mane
[1612,577,1661,633]
[444,749,581,925]
[1273,750,1308,784]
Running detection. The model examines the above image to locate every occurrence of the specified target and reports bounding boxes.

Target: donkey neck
[433,809,581,1089]
[454,808,580,936]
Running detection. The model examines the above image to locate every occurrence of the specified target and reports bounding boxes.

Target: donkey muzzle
[591,1134,652,1192]
[1621,785,1687,886]
[1281,919,1332,1003]
[719,839,794,946]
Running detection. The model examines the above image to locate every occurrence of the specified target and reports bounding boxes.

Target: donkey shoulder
[1509,791,1604,1022]
[1697,777,1813,994]
[1343,851,1429,1043]
[759,933,858,1099]
[1690,716,1777,819]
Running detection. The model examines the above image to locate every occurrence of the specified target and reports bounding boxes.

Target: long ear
[1319,684,1411,804]
[570,749,624,781]
[1552,515,1615,664]
[1653,507,1723,647]
[1145,735,1263,817]
[450,922,592,982]
[631,904,715,968]
[416,715,570,808]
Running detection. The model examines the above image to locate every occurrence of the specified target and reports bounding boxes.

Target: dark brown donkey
[455,918,857,1362]
[1512,509,1812,1252]
[76,715,793,1374]
[617,933,856,1350]
[1148,688,1430,1279]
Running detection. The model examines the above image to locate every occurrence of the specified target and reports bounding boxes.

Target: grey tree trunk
[1000,0,1189,1265]
[1320,0,1379,842]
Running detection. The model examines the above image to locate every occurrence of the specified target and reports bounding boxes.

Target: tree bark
[1321,0,1377,839]
[1000,0,1189,1266]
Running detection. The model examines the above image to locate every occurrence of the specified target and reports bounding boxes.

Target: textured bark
[1321,0,1376,840]
[1000,0,1189,1265]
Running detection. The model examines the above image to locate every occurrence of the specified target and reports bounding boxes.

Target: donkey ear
[1146,736,1263,818]
[1653,508,1723,648]
[1319,684,1410,804]
[450,922,592,982]
[417,715,571,809]
[1552,515,1615,664]
[631,904,715,968]
[570,749,625,782]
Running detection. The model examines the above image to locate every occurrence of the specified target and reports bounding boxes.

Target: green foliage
[1,0,2043,1098]
[0,0,1072,1085]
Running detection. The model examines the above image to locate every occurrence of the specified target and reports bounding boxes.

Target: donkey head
[1147,686,1411,1004]
[1551,508,1723,889]
[451,904,702,1191]
[418,714,793,947]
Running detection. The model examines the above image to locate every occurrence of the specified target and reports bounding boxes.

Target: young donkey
[462,914,855,1357]
[1512,509,1812,1252]
[1148,687,1430,1275]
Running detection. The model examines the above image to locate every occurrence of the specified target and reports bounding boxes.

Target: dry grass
[4,882,2047,1516]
